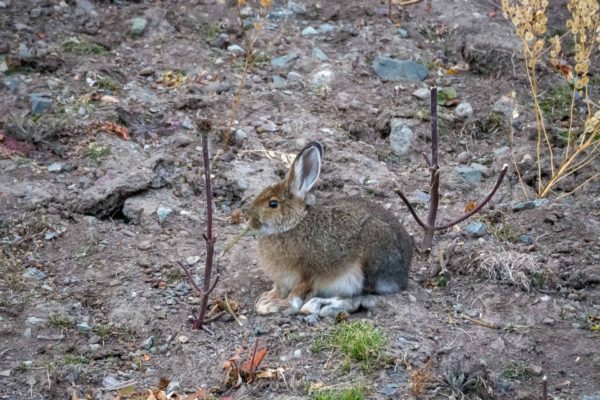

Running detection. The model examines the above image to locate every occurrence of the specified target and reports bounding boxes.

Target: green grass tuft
[312,321,386,372]
[313,387,365,400]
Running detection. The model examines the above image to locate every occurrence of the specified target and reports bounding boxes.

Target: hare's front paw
[256,288,285,315]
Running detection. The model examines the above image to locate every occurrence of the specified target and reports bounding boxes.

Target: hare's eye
[269,200,278,208]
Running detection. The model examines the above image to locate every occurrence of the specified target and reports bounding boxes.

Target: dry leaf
[464,200,477,212]
[255,367,284,380]
[143,354,151,361]
[147,390,157,400]
[229,209,244,225]
[242,347,267,373]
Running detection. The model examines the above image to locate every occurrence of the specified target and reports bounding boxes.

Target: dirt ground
[1,0,599,399]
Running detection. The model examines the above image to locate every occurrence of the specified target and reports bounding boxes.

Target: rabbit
[247,141,414,317]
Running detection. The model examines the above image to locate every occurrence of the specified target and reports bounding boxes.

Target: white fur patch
[300,297,363,317]
[288,296,303,311]
[315,263,364,298]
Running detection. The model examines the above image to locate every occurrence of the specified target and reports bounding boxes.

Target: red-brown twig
[396,86,508,254]
[177,117,220,333]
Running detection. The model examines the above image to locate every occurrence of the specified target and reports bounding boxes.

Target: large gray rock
[271,53,298,69]
[372,57,428,81]
[73,154,173,218]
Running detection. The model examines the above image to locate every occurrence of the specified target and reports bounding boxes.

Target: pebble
[227,44,245,56]
[29,93,53,115]
[457,151,472,164]
[519,234,533,245]
[412,87,430,100]
[77,322,92,331]
[140,336,154,350]
[318,23,336,34]
[492,95,516,118]
[272,75,287,88]
[26,316,44,325]
[542,317,555,326]
[511,199,548,212]
[0,2,7,9]
[166,381,181,396]
[301,26,319,36]
[389,118,414,156]
[271,53,298,69]
[286,71,303,82]
[0,370,10,377]
[156,206,173,224]
[47,162,64,173]
[138,241,152,251]
[22,267,47,280]
[30,7,42,18]
[372,56,428,81]
[455,102,473,119]
[292,349,302,359]
[139,67,155,76]
[234,129,248,143]
[455,164,488,185]
[397,28,409,38]
[466,222,487,238]
[131,17,148,36]
[186,256,200,266]
[311,47,329,62]
[178,335,189,344]
[23,327,32,338]
[527,364,543,376]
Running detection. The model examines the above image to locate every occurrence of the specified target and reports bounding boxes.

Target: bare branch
[436,164,508,230]
[395,188,427,229]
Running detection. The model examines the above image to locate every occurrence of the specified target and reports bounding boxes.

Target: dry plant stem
[508,121,529,199]
[193,130,219,331]
[396,87,507,254]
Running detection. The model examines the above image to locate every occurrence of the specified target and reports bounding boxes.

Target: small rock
[258,120,278,132]
[542,317,554,326]
[156,206,173,224]
[520,153,533,166]
[139,67,155,76]
[581,392,600,400]
[29,93,52,115]
[166,381,181,396]
[466,222,487,238]
[77,322,92,331]
[138,241,152,251]
[311,47,329,62]
[26,316,44,325]
[511,199,548,212]
[389,118,414,156]
[301,26,319,36]
[397,28,409,38]
[455,164,488,185]
[0,370,10,377]
[292,349,302,359]
[19,42,32,58]
[255,325,270,335]
[23,327,32,338]
[492,95,516,118]
[140,336,154,350]
[178,335,189,344]
[271,53,298,69]
[272,75,287,88]
[30,7,42,18]
[318,23,336,34]
[227,44,245,56]
[22,267,47,280]
[372,56,428,81]
[286,71,303,82]
[412,87,430,100]
[186,256,201,266]
[131,17,148,36]
[47,162,64,173]
[562,304,576,313]
[102,376,122,390]
[0,2,7,9]
[380,383,399,396]
[457,151,472,164]
[490,337,505,351]
[234,129,248,143]
[519,234,533,245]
[455,102,473,119]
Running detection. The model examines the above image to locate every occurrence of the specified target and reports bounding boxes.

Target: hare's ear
[287,142,323,200]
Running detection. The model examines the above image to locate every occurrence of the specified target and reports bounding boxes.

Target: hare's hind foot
[256,287,288,315]
[300,295,377,317]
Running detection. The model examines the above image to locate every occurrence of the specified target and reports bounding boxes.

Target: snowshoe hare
[247,142,414,316]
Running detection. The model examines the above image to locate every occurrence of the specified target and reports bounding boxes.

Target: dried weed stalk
[502,0,600,198]
[396,87,508,254]
[224,0,272,150]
